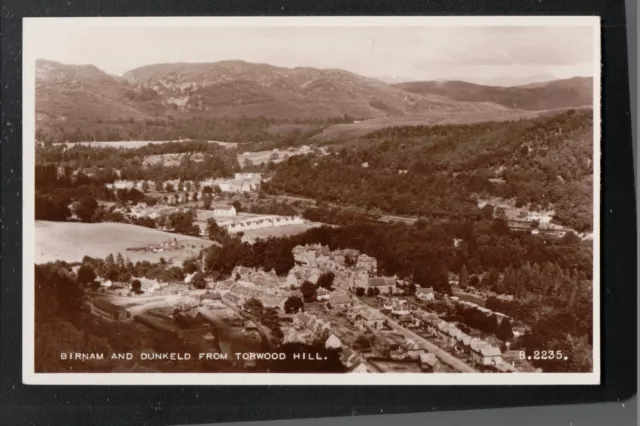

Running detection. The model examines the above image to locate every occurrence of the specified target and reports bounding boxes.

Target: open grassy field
[35,221,214,264]
[242,223,323,239]
[237,149,287,165]
[451,287,486,307]
[310,109,548,143]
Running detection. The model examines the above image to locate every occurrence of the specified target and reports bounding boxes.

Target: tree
[300,280,317,302]
[154,179,164,192]
[284,296,304,314]
[243,298,264,318]
[261,307,280,330]
[407,282,417,295]
[496,318,514,341]
[191,272,206,289]
[115,253,125,270]
[366,288,375,297]
[355,287,365,297]
[480,203,495,220]
[354,334,372,351]
[74,197,98,222]
[232,200,242,212]
[76,264,97,287]
[182,258,199,274]
[202,194,213,210]
[206,218,229,243]
[482,269,500,290]
[165,183,175,193]
[131,279,141,293]
[213,185,223,196]
[141,181,150,193]
[316,272,335,290]
[460,265,469,289]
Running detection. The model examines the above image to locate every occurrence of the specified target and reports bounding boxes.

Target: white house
[416,287,435,301]
[213,206,237,217]
[324,333,342,350]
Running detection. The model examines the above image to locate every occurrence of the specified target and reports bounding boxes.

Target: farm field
[310,109,548,142]
[53,140,237,149]
[237,149,288,165]
[451,287,486,307]
[242,223,323,239]
[35,221,214,264]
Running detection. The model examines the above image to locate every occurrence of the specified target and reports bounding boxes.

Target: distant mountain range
[394,77,593,111]
[35,59,593,131]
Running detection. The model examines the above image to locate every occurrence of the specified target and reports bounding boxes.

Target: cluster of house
[389,339,439,372]
[291,245,398,294]
[283,313,371,373]
[200,173,262,194]
[293,245,376,272]
[209,266,290,309]
[417,313,505,367]
[346,305,387,330]
[105,172,262,195]
[220,215,305,234]
[507,220,568,238]
[284,312,333,344]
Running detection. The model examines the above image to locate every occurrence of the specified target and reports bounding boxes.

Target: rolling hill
[121,60,513,120]
[394,77,593,111]
[34,59,593,143]
[35,60,511,126]
[36,60,165,124]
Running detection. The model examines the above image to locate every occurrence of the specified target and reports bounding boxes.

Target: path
[220,301,273,352]
[272,194,418,224]
[357,302,476,373]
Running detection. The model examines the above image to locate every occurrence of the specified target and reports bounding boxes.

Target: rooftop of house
[325,333,342,349]
[359,308,386,322]
[368,277,396,287]
[201,292,221,300]
[331,294,352,304]
[480,346,502,357]
[92,298,124,314]
[416,287,434,294]
[419,352,438,367]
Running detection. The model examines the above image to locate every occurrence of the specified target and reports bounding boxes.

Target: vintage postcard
[23,16,600,385]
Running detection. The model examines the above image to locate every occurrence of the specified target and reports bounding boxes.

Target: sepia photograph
[23,17,600,385]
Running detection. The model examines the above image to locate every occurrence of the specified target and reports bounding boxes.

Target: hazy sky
[29,22,597,84]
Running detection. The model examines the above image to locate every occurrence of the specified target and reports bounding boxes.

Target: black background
[0,0,636,424]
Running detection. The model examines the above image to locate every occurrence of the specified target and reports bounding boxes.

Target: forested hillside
[263,109,594,232]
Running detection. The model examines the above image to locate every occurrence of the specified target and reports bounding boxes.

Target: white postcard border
[22,16,601,386]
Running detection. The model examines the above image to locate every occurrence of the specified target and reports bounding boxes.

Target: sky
[28,20,597,85]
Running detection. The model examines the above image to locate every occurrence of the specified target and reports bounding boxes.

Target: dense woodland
[264,110,594,232]
[36,116,351,147]
[37,140,240,182]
